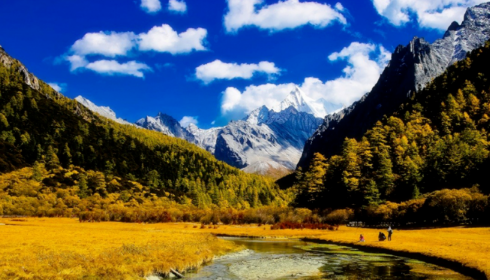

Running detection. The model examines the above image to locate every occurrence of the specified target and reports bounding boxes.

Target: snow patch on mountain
[75,96,131,125]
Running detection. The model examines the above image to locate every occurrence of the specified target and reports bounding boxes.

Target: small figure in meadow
[378,232,386,241]
[359,234,365,242]
[388,226,393,241]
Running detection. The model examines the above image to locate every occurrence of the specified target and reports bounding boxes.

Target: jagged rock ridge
[298,2,490,170]
[132,88,323,175]
[135,113,195,143]
[1,45,41,92]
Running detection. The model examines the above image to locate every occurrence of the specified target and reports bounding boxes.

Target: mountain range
[77,86,323,176]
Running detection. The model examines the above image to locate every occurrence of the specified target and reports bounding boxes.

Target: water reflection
[185,238,472,280]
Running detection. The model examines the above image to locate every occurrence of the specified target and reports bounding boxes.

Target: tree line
[0,52,289,209]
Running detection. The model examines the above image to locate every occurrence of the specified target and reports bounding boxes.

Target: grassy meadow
[0,218,237,279]
[1,218,490,279]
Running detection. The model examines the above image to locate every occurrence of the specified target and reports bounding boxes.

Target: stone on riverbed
[228,253,326,280]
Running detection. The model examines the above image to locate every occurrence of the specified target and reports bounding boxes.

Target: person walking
[388,226,393,241]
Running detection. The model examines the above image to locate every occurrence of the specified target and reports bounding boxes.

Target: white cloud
[47,82,67,93]
[138,24,207,54]
[195,60,281,84]
[67,25,206,59]
[224,0,347,33]
[64,24,207,77]
[334,2,344,11]
[372,0,488,30]
[302,42,389,107]
[84,60,152,78]
[221,83,296,118]
[179,116,198,128]
[220,42,391,119]
[141,0,162,13]
[70,31,137,57]
[66,55,89,71]
[169,0,187,13]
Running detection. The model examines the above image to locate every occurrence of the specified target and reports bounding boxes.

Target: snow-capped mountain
[272,86,326,118]
[75,96,131,125]
[298,2,490,169]
[206,88,323,174]
[127,88,323,175]
[213,105,322,174]
[135,113,195,142]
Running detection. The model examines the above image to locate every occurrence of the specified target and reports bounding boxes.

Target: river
[185,237,472,280]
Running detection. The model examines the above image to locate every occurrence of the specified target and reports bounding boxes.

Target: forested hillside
[0,47,289,213]
[295,41,490,210]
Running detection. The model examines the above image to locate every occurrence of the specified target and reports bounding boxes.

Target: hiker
[378,232,386,241]
[359,234,365,242]
[388,226,393,241]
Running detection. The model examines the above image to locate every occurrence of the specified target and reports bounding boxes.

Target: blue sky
[0,0,486,128]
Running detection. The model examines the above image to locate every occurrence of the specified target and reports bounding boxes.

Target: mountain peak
[136,112,195,143]
[244,105,270,125]
[187,123,198,131]
[272,87,326,118]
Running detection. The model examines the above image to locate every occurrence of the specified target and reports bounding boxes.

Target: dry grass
[2,219,489,279]
[0,218,237,280]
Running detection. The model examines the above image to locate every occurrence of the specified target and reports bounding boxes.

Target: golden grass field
[1,218,489,279]
[0,218,237,280]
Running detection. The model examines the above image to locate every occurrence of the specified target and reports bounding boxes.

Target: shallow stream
[185,237,472,280]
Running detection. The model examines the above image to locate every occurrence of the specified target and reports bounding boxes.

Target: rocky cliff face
[214,105,322,174]
[1,45,41,92]
[136,113,195,142]
[298,2,490,170]
[186,123,221,154]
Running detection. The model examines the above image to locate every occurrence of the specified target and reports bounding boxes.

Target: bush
[324,209,352,225]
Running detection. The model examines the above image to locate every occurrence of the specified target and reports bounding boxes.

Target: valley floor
[1,218,489,279]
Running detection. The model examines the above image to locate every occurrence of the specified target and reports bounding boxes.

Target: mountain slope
[294,39,490,209]
[0,45,286,208]
[75,95,131,125]
[298,2,490,169]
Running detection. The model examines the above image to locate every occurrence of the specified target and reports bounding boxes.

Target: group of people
[359,226,393,242]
